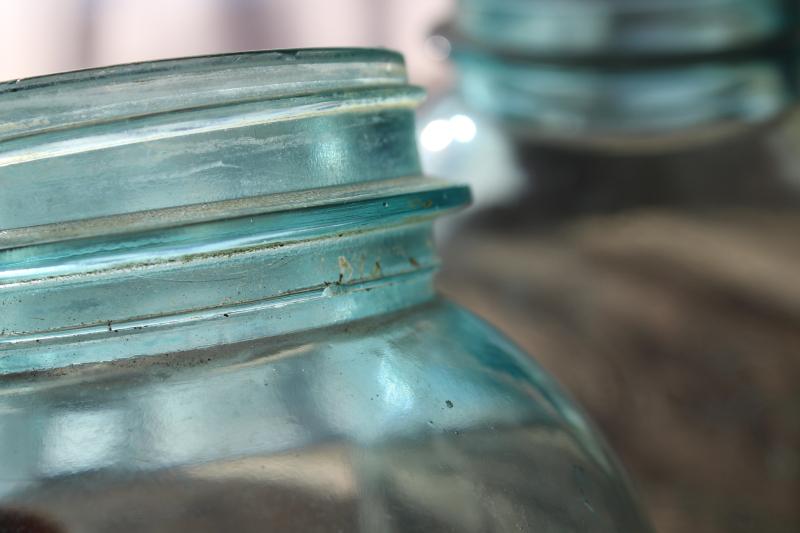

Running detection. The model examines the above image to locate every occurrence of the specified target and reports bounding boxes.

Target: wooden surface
[439,208,800,533]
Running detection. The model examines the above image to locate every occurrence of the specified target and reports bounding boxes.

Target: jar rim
[454,0,794,57]
[0,48,436,238]
[1,48,404,91]
[0,47,408,141]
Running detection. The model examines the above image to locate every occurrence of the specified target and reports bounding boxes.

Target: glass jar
[0,49,649,532]
[419,0,799,217]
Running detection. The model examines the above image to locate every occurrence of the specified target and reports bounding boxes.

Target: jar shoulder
[0,299,649,532]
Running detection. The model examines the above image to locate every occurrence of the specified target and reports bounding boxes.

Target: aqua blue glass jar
[0,49,649,532]
[449,0,799,148]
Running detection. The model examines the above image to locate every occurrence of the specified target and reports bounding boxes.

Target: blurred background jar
[419,0,800,217]
[420,2,800,533]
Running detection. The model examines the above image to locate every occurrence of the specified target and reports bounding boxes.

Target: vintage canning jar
[0,49,649,532]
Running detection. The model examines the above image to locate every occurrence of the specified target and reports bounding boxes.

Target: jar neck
[0,49,470,374]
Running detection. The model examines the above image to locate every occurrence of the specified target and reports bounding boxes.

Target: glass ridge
[0,49,469,372]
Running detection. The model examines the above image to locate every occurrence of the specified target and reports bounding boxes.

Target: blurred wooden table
[439,208,800,533]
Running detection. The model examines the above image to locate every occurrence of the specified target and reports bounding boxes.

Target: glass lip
[0,47,412,143]
[0,177,465,252]
[0,47,405,90]
[1,184,470,280]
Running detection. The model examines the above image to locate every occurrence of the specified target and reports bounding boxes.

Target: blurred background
[2,1,799,532]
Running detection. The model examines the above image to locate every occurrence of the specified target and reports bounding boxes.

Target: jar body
[0,299,647,532]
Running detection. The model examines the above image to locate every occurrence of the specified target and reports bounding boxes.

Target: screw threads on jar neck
[0,49,470,373]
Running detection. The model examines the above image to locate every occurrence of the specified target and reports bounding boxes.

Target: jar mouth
[0,48,433,237]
